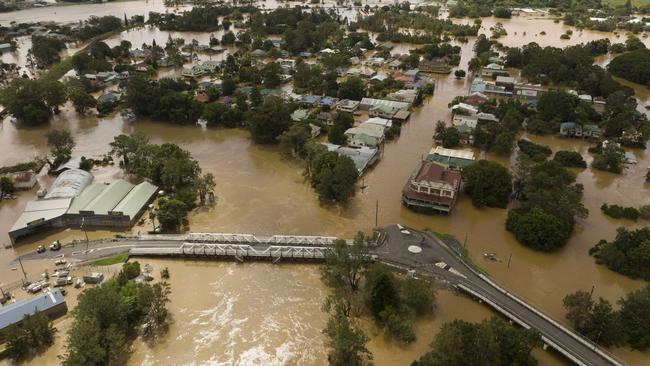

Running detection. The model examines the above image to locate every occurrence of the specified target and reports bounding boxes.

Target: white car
[400,229,411,235]
[397,224,405,230]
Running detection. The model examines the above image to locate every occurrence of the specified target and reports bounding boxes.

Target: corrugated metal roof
[0,289,65,330]
[82,180,134,215]
[45,169,93,199]
[10,198,72,233]
[111,181,158,219]
[67,183,107,214]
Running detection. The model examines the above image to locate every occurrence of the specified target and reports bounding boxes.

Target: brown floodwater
[1,5,650,365]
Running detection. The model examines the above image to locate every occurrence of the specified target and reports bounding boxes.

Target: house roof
[111,181,158,219]
[46,169,93,199]
[10,198,72,233]
[81,180,134,215]
[414,161,461,186]
[67,183,107,214]
[0,289,65,330]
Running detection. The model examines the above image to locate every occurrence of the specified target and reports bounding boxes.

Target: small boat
[483,253,501,262]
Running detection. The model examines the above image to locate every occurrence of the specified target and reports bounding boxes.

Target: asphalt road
[378,225,623,366]
[16,228,623,366]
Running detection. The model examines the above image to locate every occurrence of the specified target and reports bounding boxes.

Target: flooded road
[0,4,649,365]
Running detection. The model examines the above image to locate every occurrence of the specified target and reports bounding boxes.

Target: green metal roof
[67,183,107,214]
[427,154,475,169]
[82,180,134,215]
[111,181,158,219]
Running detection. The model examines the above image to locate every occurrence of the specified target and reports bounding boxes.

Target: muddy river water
[0,4,650,365]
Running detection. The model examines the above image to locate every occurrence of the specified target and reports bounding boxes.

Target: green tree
[338,77,365,100]
[0,176,15,198]
[412,317,540,366]
[122,261,141,280]
[618,285,650,350]
[279,123,311,158]
[328,124,346,145]
[323,307,372,366]
[0,78,52,125]
[157,198,188,232]
[365,265,400,319]
[109,133,149,173]
[69,88,97,113]
[196,173,216,205]
[246,96,292,144]
[46,129,75,167]
[462,160,512,208]
[142,282,172,341]
[434,121,460,148]
[3,312,55,361]
[30,36,66,66]
[506,207,569,251]
[553,151,586,168]
[310,151,358,204]
[563,290,623,346]
[261,62,283,88]
[401,277,436,316]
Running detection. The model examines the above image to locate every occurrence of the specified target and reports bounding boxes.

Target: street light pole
[82,217,89,251]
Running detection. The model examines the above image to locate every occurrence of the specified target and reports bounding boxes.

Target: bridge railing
[426,231,625,366]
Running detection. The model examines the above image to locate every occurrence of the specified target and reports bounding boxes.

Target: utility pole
[590,284,595,297]
[374,200,379,227]
[82,217,89,251]
[18,257,27,284]
[463,232,468,249]
[507,253,512,269]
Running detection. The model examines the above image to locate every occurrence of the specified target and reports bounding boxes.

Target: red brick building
[401,161,461,214]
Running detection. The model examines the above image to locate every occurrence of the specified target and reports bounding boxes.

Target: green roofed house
[9,178,158,243]
[425,146,476,171]
[111,181,158,223]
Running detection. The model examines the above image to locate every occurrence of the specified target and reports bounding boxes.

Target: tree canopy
[462,160,512,208]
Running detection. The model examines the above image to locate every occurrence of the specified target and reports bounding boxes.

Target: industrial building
[9,169,158,243]
[0,289,67,343]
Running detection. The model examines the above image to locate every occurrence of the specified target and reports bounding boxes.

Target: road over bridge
[17,227,624,366]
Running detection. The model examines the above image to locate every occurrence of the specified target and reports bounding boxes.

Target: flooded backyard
[0,3,649,365]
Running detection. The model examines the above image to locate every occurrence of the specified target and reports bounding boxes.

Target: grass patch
[90,252,129,266]
[428,230,488,275]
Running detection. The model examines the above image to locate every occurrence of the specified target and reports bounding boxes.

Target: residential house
[323,143,380,175]
[370,73,389,84]
[309,123,321,138]
[426,147,476,171]
[401,160,462,214]
[251,49,266,58]
[364,117,392,128]
[495,76,516,91]
[452,114,479,129]
[317,111,336,125]
[97,92,120,105]
[359,98,410,111]
[319,96,339,109]
[559,122,583,137]
[345,123,386,148]
[463,92,489,107]
[0,43,13,53]
[387,89,418,106]
[301,95,321,107]
[451,103,478,115]
[393,109,411,121]
[480,63,506,78]
[370,105,400,119]
[291,109,310,122]
[583,124,601,138]
[337,99,361,113]
[477,112,498,123]
[418,58,451,74]
[202,60,221,73]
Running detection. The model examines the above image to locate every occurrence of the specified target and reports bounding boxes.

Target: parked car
[36,245,46,254]
[49,240,61,251]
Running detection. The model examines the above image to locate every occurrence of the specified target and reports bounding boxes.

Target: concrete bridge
[18,227,625,366]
